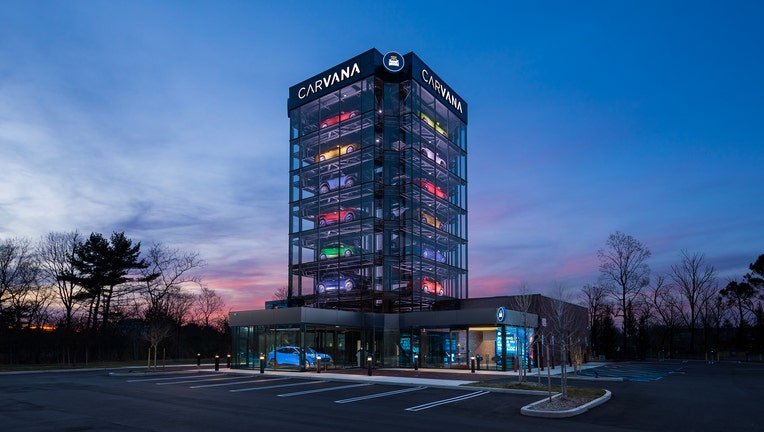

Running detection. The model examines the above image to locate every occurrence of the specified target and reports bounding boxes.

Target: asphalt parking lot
[2,360,763,431]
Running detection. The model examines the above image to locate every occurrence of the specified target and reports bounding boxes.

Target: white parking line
[126,374,219,383]
[278,383,371,397]
[155,376,246,386]
[190,377,289,389]
[230,380,323,393]
[404,391,490,411]
[335,386,427,403]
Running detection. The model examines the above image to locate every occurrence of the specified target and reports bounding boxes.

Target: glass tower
[287,49,467,313]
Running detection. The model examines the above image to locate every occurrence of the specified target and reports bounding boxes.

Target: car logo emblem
[383,51,405,72]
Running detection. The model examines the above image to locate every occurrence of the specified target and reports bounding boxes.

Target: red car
[320,110,359,129]
[407,276,444,296]
[420,179,448,200]
[317,207,356,226]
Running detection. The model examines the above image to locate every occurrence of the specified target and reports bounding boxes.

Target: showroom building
[230,49,588,370]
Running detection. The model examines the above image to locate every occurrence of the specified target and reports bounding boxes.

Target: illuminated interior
[287,53,468,313]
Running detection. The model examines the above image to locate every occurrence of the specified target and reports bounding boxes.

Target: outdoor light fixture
[259,354,265,374]
[367,355,373,376]
[316,355,322,373]
[471,356,476,373]
[414,354,418,371]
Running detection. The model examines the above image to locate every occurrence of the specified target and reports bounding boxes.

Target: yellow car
[418,112,448,138]
[315,143,356,163]
[418,210,447,231]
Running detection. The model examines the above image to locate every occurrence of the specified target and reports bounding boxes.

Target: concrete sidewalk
[222,361,612,388]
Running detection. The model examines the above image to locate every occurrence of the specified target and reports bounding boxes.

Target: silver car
[420,147,447,169]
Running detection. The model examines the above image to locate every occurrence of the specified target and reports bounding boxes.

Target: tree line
[584,231,764,360]
[0,231,228,366]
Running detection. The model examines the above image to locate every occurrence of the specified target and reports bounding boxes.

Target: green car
[319,243,360,260]
[418,112,448,138]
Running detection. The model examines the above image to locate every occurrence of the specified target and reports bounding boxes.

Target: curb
[520,389,612,418]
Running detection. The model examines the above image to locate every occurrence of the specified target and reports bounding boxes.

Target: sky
[1,1,762,312]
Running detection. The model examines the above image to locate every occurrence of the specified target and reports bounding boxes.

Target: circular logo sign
[383,51,404,72]
[496,306,506,323]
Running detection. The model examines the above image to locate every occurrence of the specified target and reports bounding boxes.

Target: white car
[420,147,447,169]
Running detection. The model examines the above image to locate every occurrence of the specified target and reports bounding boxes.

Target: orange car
[418,210,447,231]
[407,276,444,296]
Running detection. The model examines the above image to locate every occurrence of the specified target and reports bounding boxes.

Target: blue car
[421,246,446,263]
[267,346,333,368]
[316,272,365,293]
[319,174,356,194]
[408,245,447,263]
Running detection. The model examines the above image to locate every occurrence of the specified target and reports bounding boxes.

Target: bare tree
[669,250,716,354]
[544,284,584,399]
[598,231,651,356]
[580,283,607,356]
[37,231,82,332]
[511,283,534,382]
[144,318,173,368]
[166,290,197,327]
[0,237,39,329]
[272,285,288,301]
[138,243,204,321]
[646,275,682,358]
[194,286,225,328]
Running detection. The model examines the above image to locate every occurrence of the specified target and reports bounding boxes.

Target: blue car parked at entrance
[267,346,333,368]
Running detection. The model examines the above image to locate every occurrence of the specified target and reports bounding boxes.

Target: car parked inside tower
[318,174,356,194]
[406,276,444,296]
[320,110,359,129]
[420,179,448,200]
[317,207,356,226]
[315,143,356,163]
[420,146,448,169]
[319,242,361,259]
[418,112,448,137]
[418,210,447,231]
[315,271,367,293]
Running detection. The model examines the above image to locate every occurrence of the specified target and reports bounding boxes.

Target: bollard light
[316,355,322,373]
[227,354,232,368]
[214,355,220,371]
[259,354,265,374]
[414,354,418,371]
[196,353,201,367]
[367,355,373,376]
[471,356,476,373]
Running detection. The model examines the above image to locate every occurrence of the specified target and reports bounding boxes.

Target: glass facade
[287,53,468,314]
[231,321,537,371]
